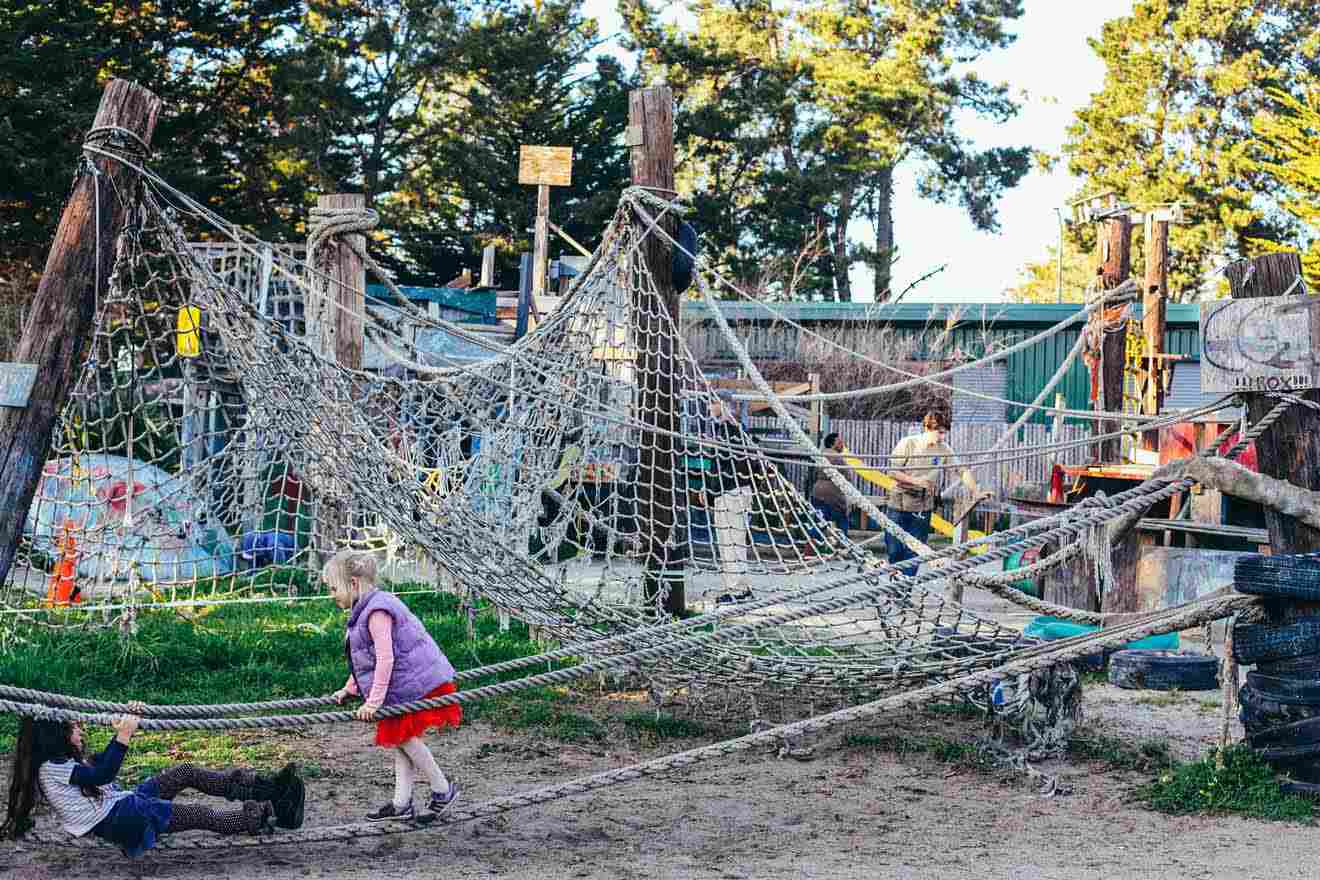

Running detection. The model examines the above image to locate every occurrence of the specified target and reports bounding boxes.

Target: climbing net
[0,135,1264,726]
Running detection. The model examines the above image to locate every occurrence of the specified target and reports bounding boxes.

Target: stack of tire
[1232,553,1320,784]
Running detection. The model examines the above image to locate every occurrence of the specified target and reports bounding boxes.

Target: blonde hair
[322,550,379,606]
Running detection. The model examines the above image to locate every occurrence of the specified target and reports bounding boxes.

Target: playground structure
[2,79,1318,851]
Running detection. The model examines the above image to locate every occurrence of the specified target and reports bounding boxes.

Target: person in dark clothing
[810,432,850,534]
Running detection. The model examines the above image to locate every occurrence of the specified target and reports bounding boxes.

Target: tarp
[26,454,237,582]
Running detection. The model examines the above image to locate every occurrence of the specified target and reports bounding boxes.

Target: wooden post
[532,185,550,299]
[480,244,496,288]
[1098,214,1131,463]
[1226,252,1320,554]
[0,80,161,587]
[629,86,684,616]
[308,193,366,561]
[808,372,822,440]
[1141,216,1168,451]
[312,193,366,370]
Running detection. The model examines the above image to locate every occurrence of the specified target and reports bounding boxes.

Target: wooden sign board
[1200,295,1319,393]
[518,146,573,187]
[0,362,39,408]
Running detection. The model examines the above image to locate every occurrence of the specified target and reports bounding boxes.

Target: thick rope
[13,592,1254,852]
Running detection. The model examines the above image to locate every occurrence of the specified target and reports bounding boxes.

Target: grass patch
[0,586,547,755]
[483,687,604,742]
[1068,731,1173,772]
[1136,746,1314,822]
[621,711,706,740]
[844,732,994,770]
[79,728,300,786]
[1133,691,1185,708]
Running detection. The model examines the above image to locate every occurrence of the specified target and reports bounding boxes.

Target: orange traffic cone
[45,521,83,606]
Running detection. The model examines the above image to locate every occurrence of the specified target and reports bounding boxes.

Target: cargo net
[0,151,1106,733]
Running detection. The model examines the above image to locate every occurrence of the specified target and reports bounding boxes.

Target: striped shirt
[39,741,133,836]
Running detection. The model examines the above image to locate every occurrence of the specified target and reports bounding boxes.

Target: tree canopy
[1060,0,1320,301]
[620,0,1031,302]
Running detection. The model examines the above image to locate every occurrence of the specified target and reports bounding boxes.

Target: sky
[579,0,1136,303]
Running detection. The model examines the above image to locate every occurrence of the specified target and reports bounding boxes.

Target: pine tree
[1247,88,1320,291]
[621,0,1030,302]
[1063,0,1320,300]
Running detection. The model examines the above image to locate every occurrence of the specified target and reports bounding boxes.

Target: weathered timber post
[0,79,161,588]
[1098,214,1131,463]
[1225,252,1320,555]
[1141,216,1169,451]
[308,193,366,562]
[628,86,685,616]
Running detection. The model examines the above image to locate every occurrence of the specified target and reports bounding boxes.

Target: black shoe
[365,800,414,822]
[269,764,305,830]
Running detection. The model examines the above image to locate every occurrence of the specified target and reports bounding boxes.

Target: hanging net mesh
[1,150,1100,728]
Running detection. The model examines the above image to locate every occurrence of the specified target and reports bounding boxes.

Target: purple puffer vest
[346,590,454,708]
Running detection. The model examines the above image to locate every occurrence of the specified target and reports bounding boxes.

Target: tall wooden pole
[309,193,366,562]
[1141,217,1169,451]
[1226,252,1320,555]
[0,80,161,587]
[629,86,684,616]
[1098,214,1131,462]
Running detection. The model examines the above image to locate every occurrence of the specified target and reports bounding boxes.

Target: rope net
[0,155,1061,713]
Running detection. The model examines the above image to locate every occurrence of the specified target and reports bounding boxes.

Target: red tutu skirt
[375,681,462,747]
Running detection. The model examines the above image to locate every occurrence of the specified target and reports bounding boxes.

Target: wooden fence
[749,417,1093,499]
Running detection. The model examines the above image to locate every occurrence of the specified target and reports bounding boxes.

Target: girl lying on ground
[1,705,305,856]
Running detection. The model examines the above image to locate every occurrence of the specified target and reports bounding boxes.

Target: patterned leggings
[153,764,272,835]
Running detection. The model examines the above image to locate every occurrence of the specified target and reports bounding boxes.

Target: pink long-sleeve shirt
[341,610,394,706]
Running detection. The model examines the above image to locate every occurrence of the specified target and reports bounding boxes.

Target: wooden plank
[1200,294,1317,393]
[518,146,573,187]
[1137,519,1269,543]
[0,363,39,408]
[0,79,161,589]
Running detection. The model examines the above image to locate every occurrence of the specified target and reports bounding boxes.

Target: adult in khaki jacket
[884,410,980,568]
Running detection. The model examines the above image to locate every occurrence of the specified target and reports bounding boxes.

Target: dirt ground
[7,589,1317,879]
[6,671,1320,880]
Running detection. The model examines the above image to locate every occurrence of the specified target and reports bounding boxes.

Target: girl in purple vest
[325,550,462,821]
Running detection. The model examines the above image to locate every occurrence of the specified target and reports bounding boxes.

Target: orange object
[45,520,83,606]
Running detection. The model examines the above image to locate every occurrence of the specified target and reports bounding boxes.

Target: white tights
[391,736,450,808]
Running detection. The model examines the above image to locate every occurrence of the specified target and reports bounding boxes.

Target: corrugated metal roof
[679,300,1204,327]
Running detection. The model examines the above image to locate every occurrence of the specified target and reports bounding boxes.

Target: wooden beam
[1141,217,1168,451]
[1225,252,1320,555]
[1098,214,1131,463]
[0,79,161,587]
[629,86,683,616]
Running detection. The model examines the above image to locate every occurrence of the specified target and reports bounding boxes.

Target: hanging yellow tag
[176,306,202,358]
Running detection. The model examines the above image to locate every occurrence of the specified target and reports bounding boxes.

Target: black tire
[1239,685,1320,736]
[1246,671,1320,705]
[1107,650,1219,691]
[1255,652,1320,678]
[1234,552,1320,600]
[1232,619,1320,665]
[1248,714,1320,751]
